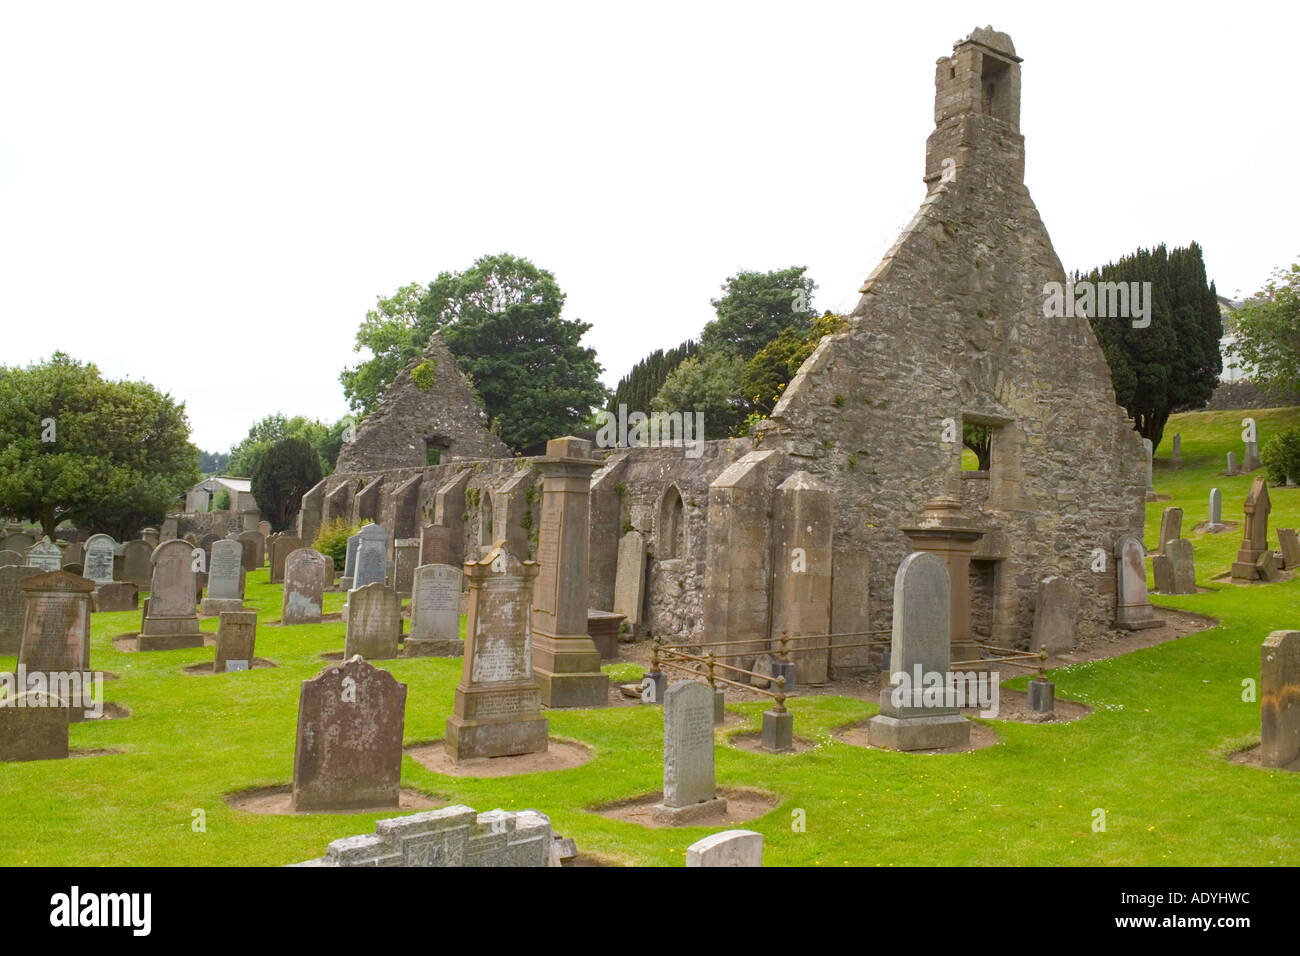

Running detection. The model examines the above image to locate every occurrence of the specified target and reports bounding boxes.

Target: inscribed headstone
[82,534,117,587]
[343,582,401,660]
[282,548,330,625]
[407,564,463,657]
[215,611,257,673]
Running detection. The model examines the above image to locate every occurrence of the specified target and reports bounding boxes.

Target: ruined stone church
[299,28,1146,680]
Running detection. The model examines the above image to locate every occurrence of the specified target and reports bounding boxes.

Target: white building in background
[184,476,258,514]
[1218,295,1253,382]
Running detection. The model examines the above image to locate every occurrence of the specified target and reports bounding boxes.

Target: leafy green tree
[198,450,229,474]
[342,254,607,451]
[652,352,749,440]
[742,311,847,414]
[699,266,817,362]
[1083,242,1222,450]
[251,437,322,532]
[609,340,697,414]
[1261,426,1300,486]
[1226,263,1300,396]
[228,413,346,479]
[0,353,200,539]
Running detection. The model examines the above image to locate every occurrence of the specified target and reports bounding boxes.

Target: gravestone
[685,830,763,867]
[530,437,608,708]
[160,516,179,540]
[121,540,153,586]
[1227,451,1238,476]
[418,524,451,567]
[0,550,23,567]
[139,540,203,650]
[652,681,725,823]
[16,570,93,672]
[0,692,70,762]
[141,528,159,549]
[235,531,262,573]
[407,564,463,657]
[1115,535,1160,629]
[1257,550,1284,583]
[353,524,389,589]
[215,611,257,673]
[1167,539,1197,594]
[868,552,971,750]
[612,531,646,636]
[343,582,401,660]
[444,546,548,761]
[282,549,331,625]
[0,565,41,653]
[1231,477,1271,582]
[199,534,219,563]
[1206,488,1226,533]
[62,540,83,567]
[1151,554,1175,594]
[1277,529,1300,571]
[1260,630,1300,768]
[24,538,62,572]
[1142,437,1155,499]
[95,583,139,613]
[1156,507,1182,553]
[393,538,419,598]
[257,520,272,540]
[1029,575,1080,655]
[340,531,362,589]
[200,539,245,615]
[82,534,117,587]
[1,532,35,554]
[269,536,304,585]
[1244,438,1262,473]
[291,656,407,812]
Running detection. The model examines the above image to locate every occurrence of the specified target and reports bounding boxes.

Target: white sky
[2,1,1296,452]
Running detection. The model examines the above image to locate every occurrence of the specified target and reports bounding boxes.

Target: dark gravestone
[16,571,94,673]
[0,692,70,761]
[292,656,407,811]
[0,565,41,654]
[215,611,257,673]
[95,583,139,613]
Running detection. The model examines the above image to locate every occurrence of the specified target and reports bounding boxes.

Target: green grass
[2,408,1299,866]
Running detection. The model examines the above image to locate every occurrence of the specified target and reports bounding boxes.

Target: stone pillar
[769,471,833,685]
[900,495,985,658]
[1231,477,1271,582]
[1261,630,1300,768]
[530,437,608,709]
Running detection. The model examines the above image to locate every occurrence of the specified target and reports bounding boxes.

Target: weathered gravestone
[1115,535,1160,629]
[868,551,971,750]
[1206,488,1227,533]
[685,829,763,867]
[0,691,70,762]
[1260,630,1300,768]
[340,531,362,589]
[121,540,153,587]
[141,528,159,549]
[612,530,646,636]
[1257,550,1284,583]
[343,582,401,660]
[281,549,331,625]
[269,536,304,585]
[1029,575,1080,655]
[1151,553,1176,594]
[407,564,463,657]
[139,540,202,650]
[1167,539,1197,594]
[1226,451,1238,476]
[1,532,35,554]
[0,550,23,567]
[95,583,139,613]
[25,538,63,572]
[418,524,451,567]
[445,546,548,761]
[1156,507,1183,554]
[353,524,389,589]
[652,680,725,823]
[1171,433,1182,468]
[82,534,117,588]
[292,656,407,812]
[1142,437,1156,499]
[62,540,83,567]
[0,565,41,653]
[1277,529,1300,571]
[16,570,93,672]
[1244,437,1262,473]
[215,611,257,673]
[200,539,245,616]
[235,531,262,573]
[1231,477,1271,582]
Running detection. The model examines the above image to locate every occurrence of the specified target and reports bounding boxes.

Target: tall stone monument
[353,524,388,589]
[445,546,547,761]
[652,681,725,823]
[530,437,608,708]
[868,552,971,751]
[1231,477,1271,582]
[901,495,986,652]
[200,539,245,615]
[1115,535,1160,629]
[770,471,833,685]
[1260,630,1300,768]
[1206,488,1226,533]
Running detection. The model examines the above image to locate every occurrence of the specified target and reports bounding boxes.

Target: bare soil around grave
[1226,743,1300,773]
[1193,520,1238,535]
[728,732,819,755]
[404,738,592,777]
[181,659,277,675]
[81,701,131,721]
[70,748,125,758]
[1050,606,1218,666]
[591,787,779,828]
[959,687,1092,724]
[834,719,1001,754]
[225,785,443,815]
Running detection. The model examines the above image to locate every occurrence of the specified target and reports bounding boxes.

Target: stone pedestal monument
[901,495,987,655]
[1231,477,1271,582]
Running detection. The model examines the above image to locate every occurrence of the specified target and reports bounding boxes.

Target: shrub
[1261,427,1300,485]
[312,518,365,572]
